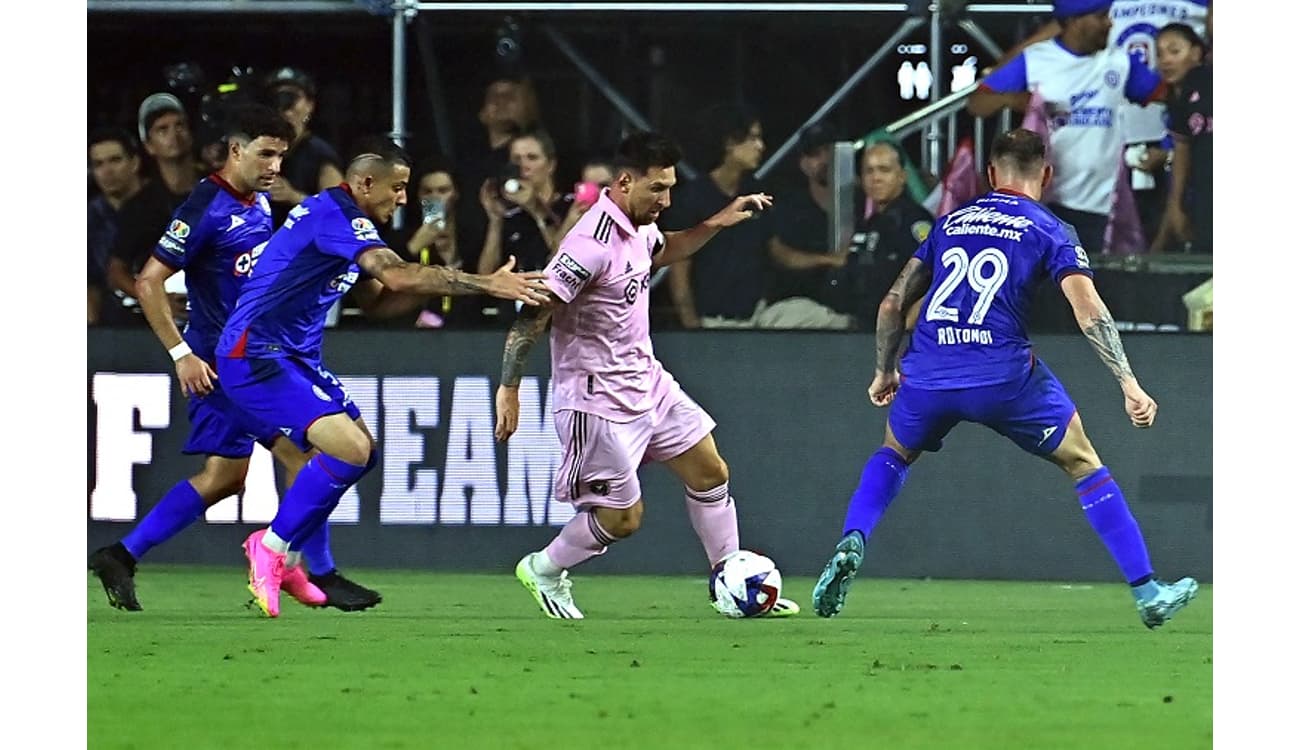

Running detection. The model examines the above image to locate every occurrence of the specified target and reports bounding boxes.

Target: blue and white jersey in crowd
[218,184,386,364]
[980,40,1163,214]
[901,189,1093,390]
[1109,0,1209,144]
[151,175,274,361]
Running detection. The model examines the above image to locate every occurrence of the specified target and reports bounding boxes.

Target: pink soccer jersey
[543,189,676,422]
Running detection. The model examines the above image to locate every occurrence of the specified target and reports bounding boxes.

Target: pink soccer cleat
[242,530,286,618]
[281,564,328,607]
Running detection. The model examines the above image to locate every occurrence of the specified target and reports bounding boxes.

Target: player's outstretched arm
[136,256,216,398]
[1060,274,1158,428]
[655,193,773,269]
[869,258,931,406]
[357,246,550,306]
[495,303,557,442]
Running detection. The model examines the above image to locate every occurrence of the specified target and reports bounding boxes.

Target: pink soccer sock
[542,510,616,570]
[686,482,739,567]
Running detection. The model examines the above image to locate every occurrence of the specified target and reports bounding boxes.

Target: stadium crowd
[87,0,1211,333]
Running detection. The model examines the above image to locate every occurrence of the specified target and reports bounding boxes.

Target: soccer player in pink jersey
[494,130,797,619]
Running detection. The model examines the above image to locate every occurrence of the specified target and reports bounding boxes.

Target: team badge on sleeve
[911,220,932,243]
[1074,245,1090,269]
[167,220,190,240]
[351,217,380,241]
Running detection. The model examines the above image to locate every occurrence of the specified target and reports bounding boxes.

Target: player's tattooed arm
[501,304,554,387]
[359,246,550,304]
[1080,308,1135,383]
[875,258,931,372]
[1060,273,1135,384]
[358,246,488,295]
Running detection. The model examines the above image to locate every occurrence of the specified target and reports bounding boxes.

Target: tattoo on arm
[875,261,930,371]
[501,305,552,387]
[360,246,489,296]
[1081,308,1135,383]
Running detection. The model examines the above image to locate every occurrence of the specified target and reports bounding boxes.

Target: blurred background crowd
[87,0,1212,334]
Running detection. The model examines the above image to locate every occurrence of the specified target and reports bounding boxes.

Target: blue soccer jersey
[900,189,1093,390]
[151,175,274,360]
[217,184,386,363]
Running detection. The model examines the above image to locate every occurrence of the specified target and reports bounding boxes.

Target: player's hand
[176,354,217,398]
[495,385,520,442]
[1122,382,1157,428]
[707,193,773,228]
[486,255,551,306]
[868,370,900,407]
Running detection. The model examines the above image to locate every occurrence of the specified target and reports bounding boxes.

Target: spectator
[833,141,934,328]
[88,127,144,325]
[262,66,345,227]
[476,128,574,322]
[758,121,855,329]
[106,93,201,322]
[402,156,491,328]
[1152,23,1211,254]
[554,156,618,241]
[991,1,1208,246]
[457,74,543,275]
[661,103,772,328]
[967,0,1166,256]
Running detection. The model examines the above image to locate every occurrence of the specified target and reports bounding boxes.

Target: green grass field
[87,568,1211,750]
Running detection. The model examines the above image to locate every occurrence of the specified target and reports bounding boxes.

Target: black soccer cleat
[308,570,383,612]
[89,543,142,612]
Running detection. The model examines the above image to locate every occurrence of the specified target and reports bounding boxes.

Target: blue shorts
[889,358,1077,455]
[215,356,360,452]
[182,383,281,458]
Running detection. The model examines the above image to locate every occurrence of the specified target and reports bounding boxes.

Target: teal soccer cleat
[1136,577,1199,629]
[812,531,865,618]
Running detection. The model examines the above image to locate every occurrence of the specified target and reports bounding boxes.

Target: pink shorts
[553,385,716,509]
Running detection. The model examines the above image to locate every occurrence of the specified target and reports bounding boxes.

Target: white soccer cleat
[515,552,585,620]
[765,597,801,618]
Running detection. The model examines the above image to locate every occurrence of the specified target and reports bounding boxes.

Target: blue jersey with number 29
[900,189,1093,390]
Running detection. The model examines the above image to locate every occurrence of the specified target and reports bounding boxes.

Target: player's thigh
[1046,412,1103,481]
[182,385,258,460]
[981,360,1080,458]
[648,389,724,490]
[553,409,648,510]
[216,356,361,455]
[887,381,959,454]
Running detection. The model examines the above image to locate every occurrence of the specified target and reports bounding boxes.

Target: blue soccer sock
[841,447,910,539]
[122,480,208,561]
[270,454,367,545]
[1075,466,1154,587]
[297,523,337,576]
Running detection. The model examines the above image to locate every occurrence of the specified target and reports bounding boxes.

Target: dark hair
[223,103,296,146]
[346,135,413,173]
[1156,22,1207,55]
[697,103,760,159]
[614,131,682,176]
[417,152,457,182]
[858,140,906,171]
[88,127,139,157]
[510,128,557,162]
[990,128,1047,174]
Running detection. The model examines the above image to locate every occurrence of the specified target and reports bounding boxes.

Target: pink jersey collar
[594,188,639,238]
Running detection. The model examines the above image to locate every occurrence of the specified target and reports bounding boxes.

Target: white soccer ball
[709,550,783,618]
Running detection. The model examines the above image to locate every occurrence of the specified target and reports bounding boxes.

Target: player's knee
[598,503,644,538]
[688,457,730,492]
[331,434,373,467]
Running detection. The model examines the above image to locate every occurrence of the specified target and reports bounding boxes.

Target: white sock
[261,529,290,554]
[532,550,564,577]
[285,550,302,568]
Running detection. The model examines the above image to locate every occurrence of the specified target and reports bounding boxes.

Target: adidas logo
[625,261,633,274]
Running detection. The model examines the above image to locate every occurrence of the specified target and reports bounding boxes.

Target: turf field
[87,568,1211,750]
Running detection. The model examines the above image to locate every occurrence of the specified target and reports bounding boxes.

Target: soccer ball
[709,550,783,618]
